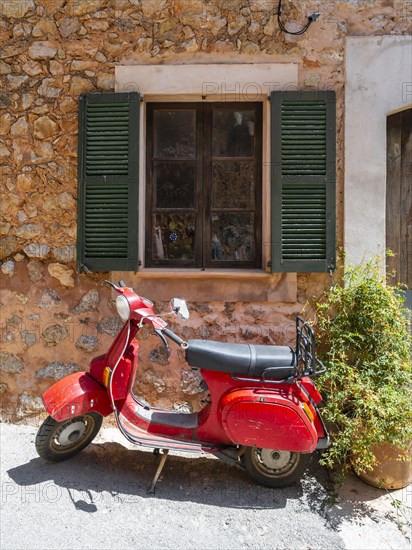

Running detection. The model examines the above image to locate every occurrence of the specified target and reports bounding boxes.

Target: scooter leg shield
[42,372,112,422]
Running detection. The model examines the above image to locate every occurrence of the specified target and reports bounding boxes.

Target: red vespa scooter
[36,280,329,489]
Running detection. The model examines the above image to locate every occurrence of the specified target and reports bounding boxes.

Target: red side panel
[42,372,112,421]
[221,389,318,453]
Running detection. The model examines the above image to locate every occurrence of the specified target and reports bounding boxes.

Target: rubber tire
[243,447,310,488]
[35,413,103,462]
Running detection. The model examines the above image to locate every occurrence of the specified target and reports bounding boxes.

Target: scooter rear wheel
[243,447,310,488]
[35,413,103,462]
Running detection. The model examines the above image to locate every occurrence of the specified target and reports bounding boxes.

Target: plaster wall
[344,36,412,265]
[116,62,298,96]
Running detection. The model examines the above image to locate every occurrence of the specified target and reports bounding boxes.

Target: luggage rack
[295,316,326,377]
[231,317,326,385]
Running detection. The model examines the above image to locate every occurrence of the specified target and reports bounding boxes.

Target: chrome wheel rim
[50,416,95,454]
[251,448,300,478]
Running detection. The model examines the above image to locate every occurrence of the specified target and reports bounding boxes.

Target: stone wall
[0,0,410,419]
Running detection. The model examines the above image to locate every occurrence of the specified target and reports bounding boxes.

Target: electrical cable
[277,0,320,35]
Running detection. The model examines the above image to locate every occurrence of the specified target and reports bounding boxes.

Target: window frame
[145,101,263,270]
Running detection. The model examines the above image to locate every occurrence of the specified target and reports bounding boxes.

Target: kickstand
[147,449,169,495]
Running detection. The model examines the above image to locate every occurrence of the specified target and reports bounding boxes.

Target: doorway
[386,108,412,310]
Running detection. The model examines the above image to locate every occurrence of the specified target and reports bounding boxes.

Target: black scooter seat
[186,340,297,380]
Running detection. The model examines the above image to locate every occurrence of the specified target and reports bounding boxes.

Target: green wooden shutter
[271,91,336,272]
[77,92,140,272]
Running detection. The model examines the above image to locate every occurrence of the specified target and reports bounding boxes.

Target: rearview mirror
[170,298,190,321]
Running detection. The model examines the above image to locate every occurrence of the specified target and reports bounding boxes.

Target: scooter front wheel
[243,447,310,488]
[35,413,103,462]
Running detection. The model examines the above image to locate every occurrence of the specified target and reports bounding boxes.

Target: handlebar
[154,327,187,351]
[105,279,127,290]
[105,279,188,348]
[162,328,186,347]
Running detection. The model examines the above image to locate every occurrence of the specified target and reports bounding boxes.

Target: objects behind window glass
[210,213,255,261]
[212,161,255,209]
[213,110,255,157]
[153,213,195,261]
[154,162,195,209]
[154,110,196,158]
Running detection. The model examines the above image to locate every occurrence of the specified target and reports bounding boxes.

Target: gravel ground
[0,421,410,550]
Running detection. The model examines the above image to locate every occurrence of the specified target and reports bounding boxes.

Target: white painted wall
[116,63,297,98]
[344,36,412,266]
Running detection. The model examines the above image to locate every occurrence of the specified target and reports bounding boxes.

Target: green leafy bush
[315,257,412,477]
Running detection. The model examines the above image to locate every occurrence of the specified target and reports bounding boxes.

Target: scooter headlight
[116,295,131,322]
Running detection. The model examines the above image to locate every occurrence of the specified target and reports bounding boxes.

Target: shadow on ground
[7,441,308,512]
[7,435,408,541]
[303,460,410,537]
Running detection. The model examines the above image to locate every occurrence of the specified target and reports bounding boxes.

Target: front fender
[42,372,113,422]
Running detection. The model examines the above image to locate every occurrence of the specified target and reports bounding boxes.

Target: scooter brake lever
[154,329,170,354]
[104,280,118,290]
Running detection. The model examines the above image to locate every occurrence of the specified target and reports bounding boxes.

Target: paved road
[0,422,410,550]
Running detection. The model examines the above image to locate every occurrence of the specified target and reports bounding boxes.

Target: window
[77,91,335,274]
[145,103,262,268]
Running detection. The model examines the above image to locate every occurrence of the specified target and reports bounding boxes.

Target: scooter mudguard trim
[42,372,113,421]
[119,412,220,452]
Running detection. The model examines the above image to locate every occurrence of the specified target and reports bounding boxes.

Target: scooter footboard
[221,388,318,453]
[42,372,113,422]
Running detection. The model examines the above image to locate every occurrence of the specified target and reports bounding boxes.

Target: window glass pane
[152,213,195,261]
[154,162,195,209]
[212,110,255,157]
[154,110,196,158]
[210,213,255,261]
[212,161,256,209]
[147,102,261,268]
